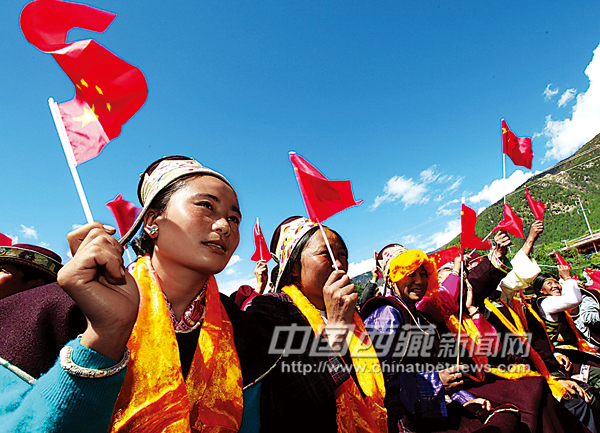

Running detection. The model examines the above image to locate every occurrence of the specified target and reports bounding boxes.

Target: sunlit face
[149,175,241,278]
[395,265,428,306]
[540,277,562,296]
[295,229,348,310]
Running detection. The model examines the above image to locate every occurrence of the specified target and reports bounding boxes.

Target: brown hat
[0,244,62,282]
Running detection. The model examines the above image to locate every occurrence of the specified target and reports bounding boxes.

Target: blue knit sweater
[0,338,126,433]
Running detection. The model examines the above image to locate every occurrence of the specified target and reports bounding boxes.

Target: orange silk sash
[484,299,568,399]
[445,314,488,381]
[281,285,388,433]
[110,256,243,433]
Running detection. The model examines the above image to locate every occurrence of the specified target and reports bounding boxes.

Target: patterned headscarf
[0,244,62,282]
[120,158,233,245]
[272,217,319,290]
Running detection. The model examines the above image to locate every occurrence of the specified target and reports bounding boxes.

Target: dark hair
[131,175,202,257]
[532,273,555,294]
[270,218,348,291]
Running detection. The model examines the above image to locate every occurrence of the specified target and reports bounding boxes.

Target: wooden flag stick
[48,97,94,224]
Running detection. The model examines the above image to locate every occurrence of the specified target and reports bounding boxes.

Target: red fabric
[502,119,533,169]
[20,0,148,165]
[492,204,525,239]
[250,219,271,262]
[0,233,13,247]
[553,251,572,270]
[289,152,363,222]
[461,204,492,251]
[106,194,141,238]
[428,246,460,268]
[586,268,600,286]
[525,187,546,221]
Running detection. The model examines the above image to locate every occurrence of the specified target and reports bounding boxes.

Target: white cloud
[445,177,463,193]
[38,242,50,248]
[348,258,375,278]
[216,275,256,296]
[72,224,83,230]
[468,170,535,205]
[20,225,38,240]
[372,176,429,209]
[224,254,242,275]
[420,166,439,184]
[400,234,421,247]
[543,84,559,100]
[557,88,577,107]
[540,43,600,161]
[418,219,461,252]
[436,199,460,216]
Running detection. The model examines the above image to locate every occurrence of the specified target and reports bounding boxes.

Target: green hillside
[351,132,600,286]
[444,132,600,267]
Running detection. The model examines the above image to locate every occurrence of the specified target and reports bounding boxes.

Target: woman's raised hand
[323,270,357,326]
[57,223,140,361]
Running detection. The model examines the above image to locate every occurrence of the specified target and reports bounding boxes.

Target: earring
[149,227,158,236]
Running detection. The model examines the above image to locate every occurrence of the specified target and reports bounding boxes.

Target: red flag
[502,119,533,169]
[106,194,141,239]
[461,204,492,251]
[553,251,572,270]
[525,187,545,221]
[250,218,271,262]
[585,268,600,286]
[21,0,148,165]
[289,152,363,222]
[428,246,460,269]
[0,233,13,247]
[492,204,525,239]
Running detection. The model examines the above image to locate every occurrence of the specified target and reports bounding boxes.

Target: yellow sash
[445,314,488,381]
[281,285,388,433]
[110,256,243,433]
[484,299,568,399]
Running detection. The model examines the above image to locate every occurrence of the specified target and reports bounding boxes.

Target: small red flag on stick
[428,246,460,269]
[554,251,572,270]
[21,0,148,165]
[251,218,271,262]
[0,233,13,247]
[289,152,363,222]
[502,119,533,169]
[106,194,141,239]
[492,204,525,239]
[525,187,545,221]
[461,204,493,252]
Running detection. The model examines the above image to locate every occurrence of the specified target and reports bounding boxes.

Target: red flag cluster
[492,204,525,239]
[290,152,363,222]
[461,204,492,252]
[106,194,140,239]
[251,218,271,262]
[502,119,533,170]
[20,0,148,165]
[585,268,600,286]
[0,233,13,247]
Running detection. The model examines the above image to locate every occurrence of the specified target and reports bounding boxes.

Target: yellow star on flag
[72,106,99,128]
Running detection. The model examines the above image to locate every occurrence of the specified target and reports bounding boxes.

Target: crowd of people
[1,154,600,433]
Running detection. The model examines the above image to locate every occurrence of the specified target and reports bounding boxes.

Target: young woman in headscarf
[244,216,388,433]
[2,156,276,432]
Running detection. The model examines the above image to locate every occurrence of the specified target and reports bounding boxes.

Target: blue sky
[2,0,600,294]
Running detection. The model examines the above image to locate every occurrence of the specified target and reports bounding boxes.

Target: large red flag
[553,251,572,270]
[106,194,141,239]
[289,152,363,222]
[461,204,492,251]
[20,0,148,165]
[492,204,525,239]
[250,218,271,262]
[525,187,546,221]
[0,233,13,247]
[585,268,600,286]
[502,119,533,170]
[428,246,460,269]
